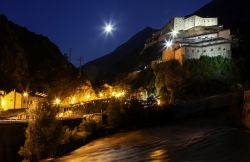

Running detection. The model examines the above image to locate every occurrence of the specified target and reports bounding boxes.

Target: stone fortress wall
[172,15,218,32]
[161,15,231,64]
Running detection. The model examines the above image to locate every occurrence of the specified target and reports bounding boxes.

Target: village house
[0,90,45,111]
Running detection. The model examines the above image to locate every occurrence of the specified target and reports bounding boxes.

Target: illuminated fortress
[145,15,232,64]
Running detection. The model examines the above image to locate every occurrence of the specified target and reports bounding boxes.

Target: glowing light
[103,22,114,34]
[105,24,113,33]
[150,149,167,159]
[85,95,91,100]
[163,39,173,49]
[170,29,179,38]
[99,93,103,98]
[111,92,116,96]
[54,98,61,105]
[113,91,126,98]
[157,99,161,106]
[23,92,28,97]
[1,100,5,107]
[71,97,76,104]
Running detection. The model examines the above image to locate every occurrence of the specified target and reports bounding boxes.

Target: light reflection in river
[56,114,250,162]
[149,149,168,162]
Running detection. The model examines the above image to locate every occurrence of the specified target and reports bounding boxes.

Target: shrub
[19,102,62,161]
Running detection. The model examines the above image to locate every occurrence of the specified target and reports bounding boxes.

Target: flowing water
[55,114,250,162]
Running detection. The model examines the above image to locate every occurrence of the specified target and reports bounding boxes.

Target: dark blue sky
[0,0,211,66]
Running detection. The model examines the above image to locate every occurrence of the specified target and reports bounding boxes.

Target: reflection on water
[149,149,168,162]
[56,115,250,162]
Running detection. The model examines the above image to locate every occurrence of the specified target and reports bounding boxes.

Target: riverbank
[54,111,248,162]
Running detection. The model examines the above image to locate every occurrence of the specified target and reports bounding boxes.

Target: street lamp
[163,39,173,49]
[54,98,61,105]
[23,92,28,97]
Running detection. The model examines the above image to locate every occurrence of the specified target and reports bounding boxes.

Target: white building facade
[171,15,218,32]
[160,15,231,64]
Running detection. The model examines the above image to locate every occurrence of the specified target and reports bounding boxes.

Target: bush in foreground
[19,102,62,162]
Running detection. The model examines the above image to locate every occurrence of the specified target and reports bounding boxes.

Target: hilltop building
[145,15,232,64]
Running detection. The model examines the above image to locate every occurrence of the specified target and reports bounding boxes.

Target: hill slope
[0,15,78,93]
[82,27,158,85]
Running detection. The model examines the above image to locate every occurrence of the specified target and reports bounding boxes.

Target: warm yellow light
[114,91,125,98]
[157,99,161,106]
[86,95,90,99]
[111,92,116,96]
[99,93,103,98]
[114,94,120,98]
[23,92,28,97]
[71,97,76,104]
[54,98,61,105]
[1,100,5,107]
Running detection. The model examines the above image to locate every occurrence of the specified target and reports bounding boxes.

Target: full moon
[103,23,114,34]
[105,24,113,33]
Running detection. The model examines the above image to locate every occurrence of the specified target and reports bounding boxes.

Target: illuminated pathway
[56,114,250,162]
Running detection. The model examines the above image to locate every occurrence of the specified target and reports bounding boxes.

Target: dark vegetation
[19,102,61,161]
[107,99,175,129]
[180,56,241,99]
[152,56,240,103]
[193,0,250,82]
[0,15,80,96]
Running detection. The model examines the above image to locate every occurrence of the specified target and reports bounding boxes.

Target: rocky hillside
[82,27,159,85]
[0,15,78,94]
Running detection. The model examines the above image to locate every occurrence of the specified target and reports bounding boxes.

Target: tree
[19,102,62,161]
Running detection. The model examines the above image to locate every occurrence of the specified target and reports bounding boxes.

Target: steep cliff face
[0,15,78,93]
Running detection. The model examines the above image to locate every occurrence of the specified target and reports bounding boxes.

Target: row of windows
[186,47,226,53]
[23,100,33,104]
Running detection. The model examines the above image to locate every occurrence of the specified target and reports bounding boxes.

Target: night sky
[0,0,211,66]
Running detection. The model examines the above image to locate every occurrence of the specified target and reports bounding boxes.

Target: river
[55,113,250,162]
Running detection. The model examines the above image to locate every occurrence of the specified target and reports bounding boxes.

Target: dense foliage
[152,56,241,103]
[19,102,62,161]
[183,56,240,82]
[0,15,78,94]
[180,56,241,98]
